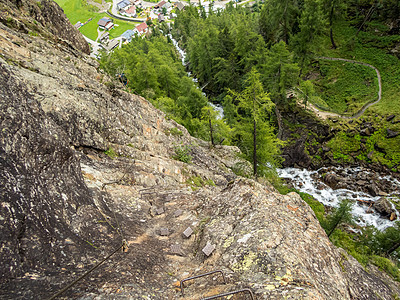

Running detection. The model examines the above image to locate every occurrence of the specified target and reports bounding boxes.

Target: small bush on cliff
[105,147,117,159]
[172,144,192,164]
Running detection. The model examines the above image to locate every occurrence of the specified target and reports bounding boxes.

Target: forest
[99,0,400,278]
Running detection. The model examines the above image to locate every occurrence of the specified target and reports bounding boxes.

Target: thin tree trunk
[356,4,376,36]
[253,91,257,177]
[327,217,342,237]
[387,241,400,255]
[208,112,214,146]
[253,117,257,177]
[330,27,336,49]
[329,3,337,49]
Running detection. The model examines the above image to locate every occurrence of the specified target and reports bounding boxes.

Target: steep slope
[0,1,399,299]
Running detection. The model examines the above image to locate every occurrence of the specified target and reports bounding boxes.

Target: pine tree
[227,68,283,177]
[299,80,315,108]
[326,199,353,237]
[322,0,346,48]
[261,41,299,105]
[259,0,300,44]
[291,0,327,67]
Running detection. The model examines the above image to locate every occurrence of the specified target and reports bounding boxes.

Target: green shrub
[172,144,192,163]
[105,147,117,159]
[371,255,400,281]
[165,127,183,137]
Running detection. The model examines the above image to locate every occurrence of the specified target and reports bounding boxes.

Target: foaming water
[168,34,224,119]
[278,167,399,230]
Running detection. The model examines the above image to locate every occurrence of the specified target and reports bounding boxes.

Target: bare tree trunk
[253,117,257,177]
[356,4,376,36]
[253,91,257,177]
[387,242,400,255]
[208,112,214,146]
[329,3,337,49]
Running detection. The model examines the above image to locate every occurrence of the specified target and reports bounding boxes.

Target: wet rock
[387,129,399,138]
[366,183,380,197]
[374,197,395,218]
[323,173,340,189]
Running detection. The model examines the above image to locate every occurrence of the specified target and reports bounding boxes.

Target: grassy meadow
[55,0,140,41]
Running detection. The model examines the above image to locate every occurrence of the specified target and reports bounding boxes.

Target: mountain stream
[169,33,399,231]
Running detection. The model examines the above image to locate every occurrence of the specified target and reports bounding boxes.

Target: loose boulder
[374,197,396,218]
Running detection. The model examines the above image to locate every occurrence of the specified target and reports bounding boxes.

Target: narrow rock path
[309,57,382,120]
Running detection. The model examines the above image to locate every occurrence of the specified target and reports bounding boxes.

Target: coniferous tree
[259,0,300,44]
[326,199,353,237]
[261,41,299,105]
[291,0,327,67]
[322,0,346,49]
[227,68,283,177]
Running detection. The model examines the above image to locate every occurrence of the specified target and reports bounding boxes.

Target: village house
[133,0,142,8]
[97,17,114,30]
[122,5,137,17]
[121,29,135,43]
[154,0,166,9]
[98,31,109,44]
[134,22,148,36]
[175,1,185,11]
[106,39,120,51]
[117,0,131,11]
[163,2,171,10]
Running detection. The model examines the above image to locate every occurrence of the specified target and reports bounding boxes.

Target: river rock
[387,129,399,138]
[323,173,340,189]
[374,197,395,218]
[366,183,380,197]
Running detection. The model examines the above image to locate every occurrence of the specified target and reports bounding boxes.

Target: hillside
[1,0,400,299]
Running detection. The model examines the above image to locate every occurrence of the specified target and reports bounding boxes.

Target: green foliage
[259,0,299,44]
[299,192,327,226]
[99,35,223,141]
[186,176,215,189]
[299,80,315,108]
[297,191,400,279]
[291,0,327,65]
[172,144,192,163]
[312,60,378,115]
[325,199,353,237]
[105,147,117,159]
[370,255,400,281]
[226,68,283,177]
[165,127,183,137]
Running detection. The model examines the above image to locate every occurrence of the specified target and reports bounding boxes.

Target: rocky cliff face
[0,1,399,299]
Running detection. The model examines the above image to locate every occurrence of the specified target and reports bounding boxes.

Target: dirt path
[306,57,382,120]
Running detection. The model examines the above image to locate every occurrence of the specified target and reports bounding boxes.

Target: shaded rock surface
[374,198,396,219]
[0,1,399,300]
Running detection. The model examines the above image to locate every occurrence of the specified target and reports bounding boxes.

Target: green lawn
[55,0,140,41]
[55,0,99,25]
[109,20,140,39]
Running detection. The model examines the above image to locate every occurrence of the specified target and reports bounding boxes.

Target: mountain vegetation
[98,0,400,279]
